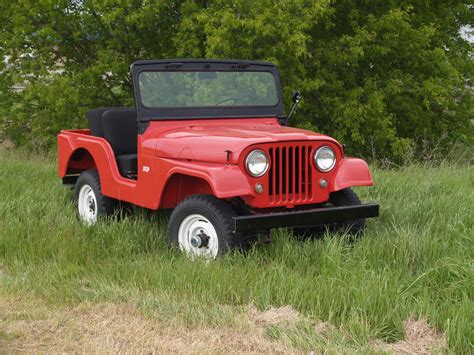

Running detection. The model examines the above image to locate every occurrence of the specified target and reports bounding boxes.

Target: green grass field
[0,149,472,352]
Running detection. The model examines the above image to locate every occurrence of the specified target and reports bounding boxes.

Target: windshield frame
[131,59,285,122]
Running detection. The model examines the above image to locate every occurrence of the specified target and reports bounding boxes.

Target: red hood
[144,118,340,164]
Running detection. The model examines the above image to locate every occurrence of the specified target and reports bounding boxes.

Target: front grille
[268,144,313,204]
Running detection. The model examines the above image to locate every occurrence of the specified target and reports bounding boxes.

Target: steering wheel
[214,97,245,106]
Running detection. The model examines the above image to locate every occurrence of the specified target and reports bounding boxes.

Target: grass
[0,148,472,352]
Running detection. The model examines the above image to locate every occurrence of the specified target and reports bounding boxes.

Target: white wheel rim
[178,214,219,258]
[78,184,98,225]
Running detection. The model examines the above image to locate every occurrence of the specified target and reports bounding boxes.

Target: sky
[460,25,473,44]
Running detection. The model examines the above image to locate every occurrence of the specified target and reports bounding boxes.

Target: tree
[1,0,472,161]
[1,0,181,147]
[301,3,473,160]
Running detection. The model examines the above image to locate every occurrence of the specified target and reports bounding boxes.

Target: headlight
[245,150,269,177]
[314,146,336,172]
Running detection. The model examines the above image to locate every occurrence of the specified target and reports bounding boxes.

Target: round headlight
[245,150,269,177]
[314,146,336,172]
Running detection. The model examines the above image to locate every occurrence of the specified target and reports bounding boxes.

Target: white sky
[460,25,473,44]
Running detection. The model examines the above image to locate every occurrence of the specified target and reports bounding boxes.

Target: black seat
[100,108,138,178]
[87,107,113,137]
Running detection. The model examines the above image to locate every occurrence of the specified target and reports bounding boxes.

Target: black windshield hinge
[277,115,287,126]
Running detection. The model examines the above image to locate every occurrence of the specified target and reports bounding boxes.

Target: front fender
[332,158,373,192]
[163,159,252,198]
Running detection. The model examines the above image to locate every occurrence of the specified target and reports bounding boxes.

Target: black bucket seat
[87,107,138,178]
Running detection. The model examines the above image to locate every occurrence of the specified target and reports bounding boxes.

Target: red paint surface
[58,117,373,210]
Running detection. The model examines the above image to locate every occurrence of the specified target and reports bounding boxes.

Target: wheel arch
[62,148,97,185]
[159,173,215,209]
[157,160,254,209]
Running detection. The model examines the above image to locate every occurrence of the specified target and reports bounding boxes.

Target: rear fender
[58,132,132,198]
[332,158,373,191]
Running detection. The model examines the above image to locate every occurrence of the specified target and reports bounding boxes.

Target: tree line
[0,0,472,162]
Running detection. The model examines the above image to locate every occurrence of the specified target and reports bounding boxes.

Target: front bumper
[233,203,379,233]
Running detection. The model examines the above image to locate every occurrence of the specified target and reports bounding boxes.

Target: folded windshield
[138,71,279,108]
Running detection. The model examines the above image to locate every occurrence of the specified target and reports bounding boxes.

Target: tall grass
[0,149,472,352]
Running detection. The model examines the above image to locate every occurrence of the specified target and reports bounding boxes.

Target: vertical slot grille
[268,144,313,204]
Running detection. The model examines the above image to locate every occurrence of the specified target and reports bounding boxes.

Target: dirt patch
[246,305,301,327]
[0,297,295,353]
[0,296,447,353]
[373,318,446,354]
[313,321,331,337]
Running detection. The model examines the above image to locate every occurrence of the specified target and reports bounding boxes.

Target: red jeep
[58,59,378,258]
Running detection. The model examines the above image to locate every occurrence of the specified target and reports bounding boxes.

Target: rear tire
[74,169,118,225]
[168,194,243,258]
[292,188,366,238]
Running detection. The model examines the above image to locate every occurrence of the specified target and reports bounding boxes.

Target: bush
[0,1,472,161]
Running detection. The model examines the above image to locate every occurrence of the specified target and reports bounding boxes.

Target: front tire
[74,169,117,225]
[167,194,242,258]
[329,188,365,234]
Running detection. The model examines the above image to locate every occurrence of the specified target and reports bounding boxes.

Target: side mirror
[287,90,302,125]
[291,90,302,103]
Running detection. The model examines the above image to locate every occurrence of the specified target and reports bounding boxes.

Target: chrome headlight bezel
[314,146,336,172]
[245,149,269,177]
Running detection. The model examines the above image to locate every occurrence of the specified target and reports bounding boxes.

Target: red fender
[160,159,252,200]
[332,158,373,191]
[58,130,135,199]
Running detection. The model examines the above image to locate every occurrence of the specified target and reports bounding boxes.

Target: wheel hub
[88,196,96,213]
[190,231,210,248]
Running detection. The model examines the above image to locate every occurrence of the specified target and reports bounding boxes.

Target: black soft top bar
[130,59,285,122]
